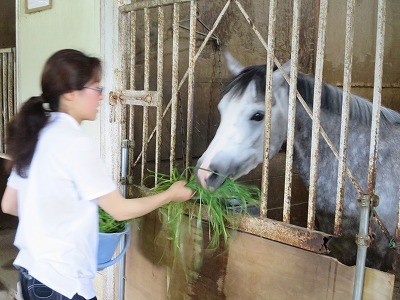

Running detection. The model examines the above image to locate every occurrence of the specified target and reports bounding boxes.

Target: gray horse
[196,53,400,270]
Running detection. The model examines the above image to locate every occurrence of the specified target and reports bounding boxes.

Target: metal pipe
[335,0,355,236]
[307,0,328,230]
[260,0,277,218]
[352,195,372,300]
[118,140,130,300]
[117,10,130,300]
[170,3,180,173]
[283,0,301,224]
[185,0,197,175]
[353,1,386,298]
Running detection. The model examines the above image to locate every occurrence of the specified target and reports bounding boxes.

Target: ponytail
[6,96,49,177]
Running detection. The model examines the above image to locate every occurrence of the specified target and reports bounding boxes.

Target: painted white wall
[16,0,102,146]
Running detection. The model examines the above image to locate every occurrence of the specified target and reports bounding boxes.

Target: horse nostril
[205,172,226,191]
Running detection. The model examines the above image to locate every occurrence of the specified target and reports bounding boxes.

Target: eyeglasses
[83,86,104,93]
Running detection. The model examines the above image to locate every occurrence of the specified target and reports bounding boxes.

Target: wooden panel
[124,213,394,299]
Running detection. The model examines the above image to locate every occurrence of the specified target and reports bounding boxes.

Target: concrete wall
[16,0,102,145]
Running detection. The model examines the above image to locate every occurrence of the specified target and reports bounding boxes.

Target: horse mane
[223,63,400,127]
[222,64,278,98]
[297,73,400,127]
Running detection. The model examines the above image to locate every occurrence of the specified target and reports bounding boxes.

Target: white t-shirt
[7,112,117,299]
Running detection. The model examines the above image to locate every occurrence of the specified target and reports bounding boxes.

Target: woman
[1,49,194,300]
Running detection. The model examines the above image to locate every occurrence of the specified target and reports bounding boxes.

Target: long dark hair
[6,49,101,177]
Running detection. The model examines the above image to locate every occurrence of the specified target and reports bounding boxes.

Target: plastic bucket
[97,225,130,271]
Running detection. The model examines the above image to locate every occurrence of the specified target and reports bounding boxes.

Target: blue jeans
[19,268,97,300]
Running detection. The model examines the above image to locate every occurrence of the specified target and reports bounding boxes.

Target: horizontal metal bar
[111,90,159,107]
[120,0,190,12]
[0,48,14,54]
[237,215,330,254]
[0,153,11,160]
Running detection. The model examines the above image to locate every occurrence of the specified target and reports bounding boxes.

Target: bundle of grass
[152,168,260,250]
[99,208,129,233]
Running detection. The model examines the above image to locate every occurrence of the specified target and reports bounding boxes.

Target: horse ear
[281,60,291,75]
[224,51,245,75]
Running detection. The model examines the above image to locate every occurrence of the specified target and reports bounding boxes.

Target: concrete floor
[0,228,18,300]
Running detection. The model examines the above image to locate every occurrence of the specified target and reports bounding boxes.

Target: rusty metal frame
[114,0,391,254]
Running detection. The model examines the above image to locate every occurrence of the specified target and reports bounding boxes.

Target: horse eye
[250,112,264,121]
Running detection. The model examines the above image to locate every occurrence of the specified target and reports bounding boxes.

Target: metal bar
[120,0,190,12]
[130,11,136,89]
[155,6,164,185]
[352,195,372,300]
[131,0,231,168]
[283,0,301,224]
[2,53,9,147]
[367,0,386,194]
[0,48,13,54]
[117,10,130,300]
[185,0,197,175]
[141,7,151,185]
[128,11,136,172]
[119,140,129,300]
[334,0,355,236]
[0,54,4,153]
[353,1,386,299]
[307,0,328,230]
[260,0,277,218]
[7,52,14,124]
[170,3,180,173]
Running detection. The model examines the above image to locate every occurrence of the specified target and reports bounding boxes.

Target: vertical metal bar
[117,10,130,300]
[367,0,386,195]
[128,10,137,172]
[155,6,164,185]
[334,0,356,236]
[2,53,9,146]
[352,196,372,300]
[353,1,386,299]
[260,0,277,218]
[141,7,151,185]
[170,3,180,173]
[283,0,301,224]
[185,0,197,175]
[0,54,3,153]
[8,52,14,123]
[307,0,328,230]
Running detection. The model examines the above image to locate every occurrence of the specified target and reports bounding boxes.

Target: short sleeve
[67,137,117,201]
[7,168,23,190]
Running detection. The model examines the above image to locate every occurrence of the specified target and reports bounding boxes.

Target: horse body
[196,55,400,270]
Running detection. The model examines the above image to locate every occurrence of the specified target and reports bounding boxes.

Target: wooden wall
[123,213,394,299]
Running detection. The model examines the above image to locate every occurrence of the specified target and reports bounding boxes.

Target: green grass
[151,168,261,250]
[98,208,128,233]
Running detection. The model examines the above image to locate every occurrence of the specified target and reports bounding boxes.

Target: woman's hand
[167,180,195,203]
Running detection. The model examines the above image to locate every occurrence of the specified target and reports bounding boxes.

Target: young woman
[1,49,194,300]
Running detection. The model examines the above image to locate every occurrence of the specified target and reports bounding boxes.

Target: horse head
[196,53,290,190]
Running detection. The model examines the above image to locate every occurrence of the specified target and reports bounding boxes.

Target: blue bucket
[97,225,131,271]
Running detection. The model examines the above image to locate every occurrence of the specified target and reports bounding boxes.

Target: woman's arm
[97,180,193,221]
[1,187,18,216]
